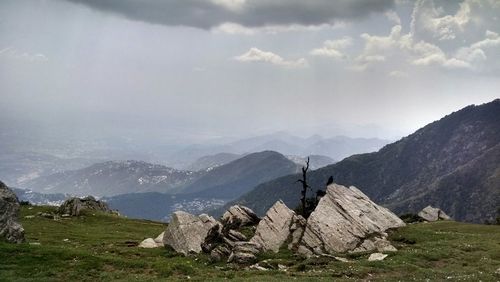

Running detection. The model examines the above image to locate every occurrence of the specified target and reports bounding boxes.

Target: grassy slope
[0,206,499,281]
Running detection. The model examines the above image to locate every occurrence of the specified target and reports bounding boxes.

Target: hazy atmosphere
[2,0,499,143]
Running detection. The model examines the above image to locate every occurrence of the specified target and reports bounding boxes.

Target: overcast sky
[1,0,499,142]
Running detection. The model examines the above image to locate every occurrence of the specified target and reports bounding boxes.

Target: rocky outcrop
[221,205,260,230]
[58,196,111,216]
[0,181,25,243]
[418,206,451,222]
[163,211,218,255]
[298,184,405,256]
[250,200,304,253]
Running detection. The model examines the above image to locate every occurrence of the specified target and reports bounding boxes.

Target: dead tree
[297,157,310,216]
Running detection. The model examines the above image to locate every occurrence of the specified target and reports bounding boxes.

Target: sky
[1,0,499,143]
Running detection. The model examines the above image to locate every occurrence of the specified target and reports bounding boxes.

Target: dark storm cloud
[64,0,395,29]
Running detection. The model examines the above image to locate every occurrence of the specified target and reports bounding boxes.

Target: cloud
[411,0,471,41]
[234,48,307,68]
[212,22,344,35]
[310,36,352,59]
[388,70,408,78]
[0,47,49,63]
[385,10,401,25]
[65,0,394,29]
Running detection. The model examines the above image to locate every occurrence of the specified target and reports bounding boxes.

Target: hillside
[11,187,68,206]
[228,100,500,223]
[1,206,499,281]
[178,151,300,199]
[23,160,201,197]
[184,152,242,171]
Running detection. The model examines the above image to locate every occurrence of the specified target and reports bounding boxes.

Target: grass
[1,206,499,281]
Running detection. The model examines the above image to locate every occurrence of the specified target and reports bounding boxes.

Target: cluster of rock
[156,183,406,264]
[417,206,451,222]
[0,181,25,243]
[57,196,112,216]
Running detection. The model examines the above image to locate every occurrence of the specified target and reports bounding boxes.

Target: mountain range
[22,160,201,197]
[225,100,500,223]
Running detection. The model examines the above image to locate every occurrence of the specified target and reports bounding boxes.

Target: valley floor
[1,206,499,281]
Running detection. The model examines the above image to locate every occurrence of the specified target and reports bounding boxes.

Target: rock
[210,244,232,262]
[58,196,111,216]
[221,205,260,230]
[154,232,165,247]
[227,229,247,241]
[352,235,398,253]
[368,253,388,261]
[288,215,307,251]
[0,181,25,243]
[162,211,218,255]
[250,200,297,253]
[139,238,159,248]
[249,264,268,271]
[228,241,261,264]
[418,206,451,222]
[37,212,54,219]
[298,184,405,256]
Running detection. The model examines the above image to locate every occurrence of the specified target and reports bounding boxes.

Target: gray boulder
[0,181,25,243]
[58,196,111,216]
[221,205,260,230]
[298,184,405,256]
[228,241,261,264]
[418,206,451,222]
[163,211,218,255]
[250,200,303,253]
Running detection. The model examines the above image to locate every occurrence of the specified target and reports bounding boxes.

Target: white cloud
[385,10,401,25]
[211,0,246,11]
[234,48,308,68]
[212,22,345,35]
[0,47,49,63]
[213,23,256,35]
[310,36,352,59]
[411,0,471,41]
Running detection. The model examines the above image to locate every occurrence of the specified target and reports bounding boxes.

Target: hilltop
[0,206,499,281]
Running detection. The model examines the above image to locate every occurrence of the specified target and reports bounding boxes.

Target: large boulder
[58,196,111,216]
[298,184,405,256]
[163,211,219,255]
[418,206,451,222]
[221,205,260,230]
[0,181,25,243]
[250,200,303,253]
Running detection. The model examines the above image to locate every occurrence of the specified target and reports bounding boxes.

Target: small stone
[368,253,388,261]
[139,238,159,248]
[418,206,451,222]
[249,264,268,271]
